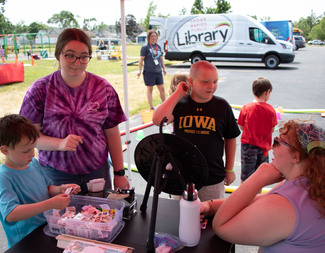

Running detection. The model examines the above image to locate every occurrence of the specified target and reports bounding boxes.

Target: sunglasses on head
[273,137,298,150]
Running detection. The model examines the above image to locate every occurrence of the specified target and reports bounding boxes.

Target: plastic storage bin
[44,195,125,242]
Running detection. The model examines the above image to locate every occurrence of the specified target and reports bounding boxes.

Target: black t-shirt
[173,95,240,185]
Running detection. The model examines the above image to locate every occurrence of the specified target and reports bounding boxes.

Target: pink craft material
[276,112,282,120]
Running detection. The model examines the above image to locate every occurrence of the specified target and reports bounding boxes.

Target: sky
[3,0,325,26]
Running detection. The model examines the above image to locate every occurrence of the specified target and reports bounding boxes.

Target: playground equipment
[1,31,51,60]
[99,47,122,61]
[31,55,35,66]
[109,47,122,60]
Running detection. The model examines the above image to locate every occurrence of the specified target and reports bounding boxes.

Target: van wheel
[264,55,279,69]
[191,54,204,64]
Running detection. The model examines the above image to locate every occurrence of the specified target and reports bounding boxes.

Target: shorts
[198,181,225,202]
[143,70,164,86]
[241,143,269,181]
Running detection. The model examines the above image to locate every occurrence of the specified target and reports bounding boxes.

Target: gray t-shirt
[140,43,163,73]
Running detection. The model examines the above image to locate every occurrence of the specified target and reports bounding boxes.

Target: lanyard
[150,43,159,57]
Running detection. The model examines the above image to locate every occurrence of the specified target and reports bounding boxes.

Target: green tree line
[1,0,325,41]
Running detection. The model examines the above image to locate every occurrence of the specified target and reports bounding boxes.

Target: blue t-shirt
[0,158,53,248]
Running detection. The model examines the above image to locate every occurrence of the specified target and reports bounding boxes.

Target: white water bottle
[179,183,201,247]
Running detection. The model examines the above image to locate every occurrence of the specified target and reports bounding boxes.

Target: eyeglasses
[273,137,298,150]
[61,52,92,64]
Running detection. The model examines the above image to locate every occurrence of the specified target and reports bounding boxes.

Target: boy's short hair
[190,60,218,79]
[252,76,273,97]
[0,114,39,148]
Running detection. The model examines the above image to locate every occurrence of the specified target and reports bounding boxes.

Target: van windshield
[249,28,275,45]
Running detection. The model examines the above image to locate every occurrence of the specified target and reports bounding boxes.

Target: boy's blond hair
[189,60,218,79]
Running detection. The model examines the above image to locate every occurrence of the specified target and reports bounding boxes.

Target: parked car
[308,40,324,45]
[294,36,306,50]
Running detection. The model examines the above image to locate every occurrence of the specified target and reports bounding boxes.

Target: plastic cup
[136,130,145,141]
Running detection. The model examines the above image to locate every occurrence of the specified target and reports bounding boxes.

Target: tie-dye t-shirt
[20,70,127,175]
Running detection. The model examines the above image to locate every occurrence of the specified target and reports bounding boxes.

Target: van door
[244,27,275,58]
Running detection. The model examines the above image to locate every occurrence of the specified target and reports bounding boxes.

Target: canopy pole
[120,0,132,182]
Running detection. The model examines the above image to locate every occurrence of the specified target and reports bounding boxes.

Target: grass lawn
[0,44,181,163]
[0,44,179,116]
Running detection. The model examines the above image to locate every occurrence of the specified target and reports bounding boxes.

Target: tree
[29,22,48,34]
[47,10,79,28]
[125,14,142,40]
[0,14,14,34]
[115,14,142,40]
[82,18,97,31]
[179,7,187,15]
[293,18,311,37]
[115,20,121,35]
[215,0,231,13]
[0,0,11,33]
[94,21,110,34]
[293,10,323,39]
[191,0,205,14]
[310,17,325,40]
[14,21,29,34]
[191,0,231,14]
[0,0,6,14]
[260,16,272,21]
[206,0,231,14]
[143,1,157,30]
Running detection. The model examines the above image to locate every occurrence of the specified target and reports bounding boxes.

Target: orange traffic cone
[14,54,18,63]
[31,55,35,66]
[1,56,5,63]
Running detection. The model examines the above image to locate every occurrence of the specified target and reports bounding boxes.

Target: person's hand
[113,175,130,191]
[59,134,83,151]
[60,184,81,195]
[224,171,236,186]
[200,201,211,220]
[50,194,71,210]
[176,81,190,97]
[163,69,167,75]
[137,72,141,78]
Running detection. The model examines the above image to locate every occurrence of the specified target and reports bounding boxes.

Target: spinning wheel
[134,118,208,252]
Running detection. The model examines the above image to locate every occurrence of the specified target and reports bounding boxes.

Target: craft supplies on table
[44,195,125,242]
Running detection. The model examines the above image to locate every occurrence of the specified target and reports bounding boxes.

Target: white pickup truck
[308,40,324,45]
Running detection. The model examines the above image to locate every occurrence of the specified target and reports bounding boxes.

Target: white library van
[150,14,295,69]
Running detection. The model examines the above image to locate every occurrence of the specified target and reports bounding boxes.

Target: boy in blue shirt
[0,114,80,248]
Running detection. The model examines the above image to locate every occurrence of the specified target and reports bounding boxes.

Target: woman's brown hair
[55,28,92,61]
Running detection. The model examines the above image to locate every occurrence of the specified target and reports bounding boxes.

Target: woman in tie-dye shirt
[20,28,129,193]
